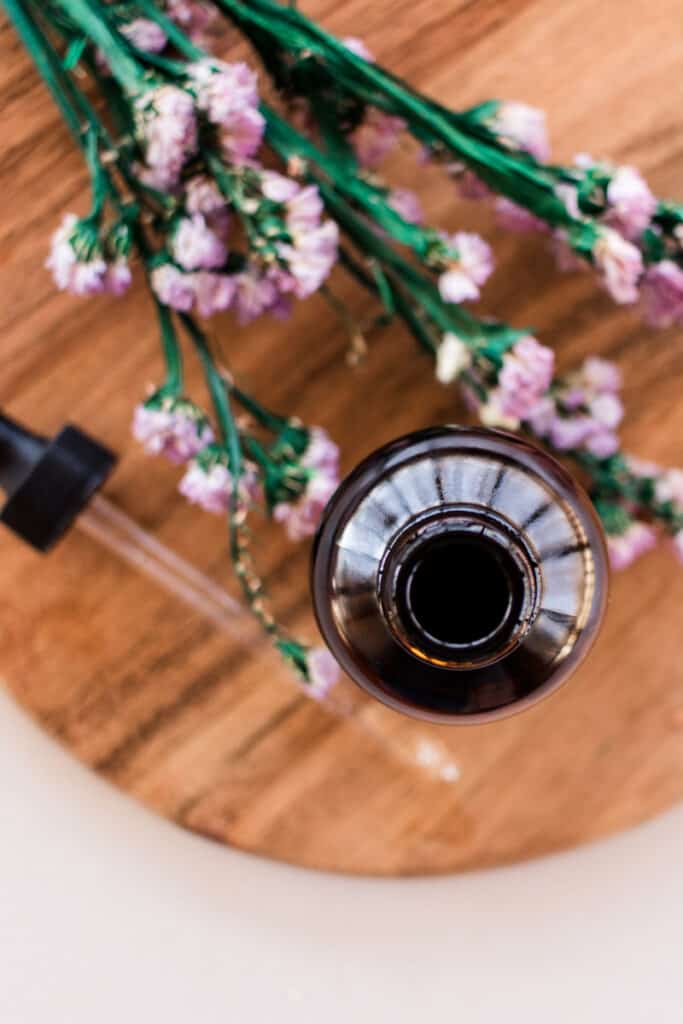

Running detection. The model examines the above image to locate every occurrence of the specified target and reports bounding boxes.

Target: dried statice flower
[273,428,340,541]
[133,394,214,464]
[135,85,198,190]
[179,445,259,513]
[438,232,494,303]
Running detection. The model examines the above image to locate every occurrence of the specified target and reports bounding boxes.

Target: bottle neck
[378,506,541,670]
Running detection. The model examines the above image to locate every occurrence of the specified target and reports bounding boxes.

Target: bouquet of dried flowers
[3,0,682,690]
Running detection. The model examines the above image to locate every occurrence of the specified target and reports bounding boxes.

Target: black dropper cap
[0,413,116,552]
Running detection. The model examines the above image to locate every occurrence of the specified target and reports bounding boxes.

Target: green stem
[2,0,85,142]
[53,0,147,93]
[212,0,575,227]
[155,301,184,393]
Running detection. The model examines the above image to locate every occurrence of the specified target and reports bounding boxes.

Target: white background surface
[1,687,681,1023]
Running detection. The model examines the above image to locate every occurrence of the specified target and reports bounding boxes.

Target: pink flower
[46,213,131,297]
[655,469,683,507]
[120,18,167,53]
[584,429,620,458]
[548,415,596,451]
[495,197,547,233]
[105,259,133,296]
[607,522,658,570]
[184,175,226,216]
[352,109,405,169]
[454,169,492,200]
[219,106,266,163]
[588,392,623,430]
[46,214,108,296]
[438,232,493,303]
[165,0,214,42]
[498,335,555,420]
[179,450,259,514]
[593,228,643,304]
[233,268,280,324]
[343,36,374,61]
[626,455,661,479]
[581,356,622,394]
[191,271,236,317]
[188,59,265,162]
[489,102,550,161]
[133,397,214,464]
[170,213,227,271]
[151,263,195,311]
[273,428,340,541]
[261,170,301,204]
[605,166,656,240]
[188,59,259,121]
[135,85,197,189]
[388,188,423,224]
[278,221,339,300]
[306,646,341,698]
[641,260,683,328]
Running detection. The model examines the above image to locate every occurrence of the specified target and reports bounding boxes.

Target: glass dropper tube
[77,493,461,784]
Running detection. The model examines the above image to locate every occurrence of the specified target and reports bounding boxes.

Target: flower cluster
[17,0,683,682]
[133,393,214,463]
[46,213,132,297]
[462,335,555,431]
[273,428,341,541]
[151,165,338,321]
[179,444,260,514]
[526,356,624,458]
[438,232,494,304]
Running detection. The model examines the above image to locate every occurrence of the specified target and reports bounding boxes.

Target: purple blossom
[133,396,214,464]
[655,469,683,507]
[495,197,548,233]
[607,521,658,571]
[388,188,424,225]
[151,263,196,311]
[306,646,341,698]
[273,428,340,541]
[604,166,657,240]
[170,213,227,271]
[454,169,492,200]
[438,232,494,303]
[46,213,131,297]
[232,269,280,325]
[498,335,555,419]
[641,260,683,328]
[489,102,550,161]
[135,85,198,190]
[352,109,405,169]
[582,356,622,393]
[105,259,133,296]
[191,271,236,317]
[219,106,266,163]
[46,214,107,295]
[165,0,214,42]
[593,228,643,304]
[179,448,259,514]
[120,18,167,53]
[342,36,375,61]
[188,59,265,162]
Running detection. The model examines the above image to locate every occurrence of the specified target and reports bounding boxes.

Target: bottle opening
[403,535,514,647]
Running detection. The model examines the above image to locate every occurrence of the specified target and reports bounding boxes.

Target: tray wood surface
[1,0,682,875]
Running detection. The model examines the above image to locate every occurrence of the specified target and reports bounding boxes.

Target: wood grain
[0,0,682,875]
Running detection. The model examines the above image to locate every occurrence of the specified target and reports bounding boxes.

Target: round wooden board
[1,0,683,876]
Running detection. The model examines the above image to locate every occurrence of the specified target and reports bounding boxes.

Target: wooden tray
[1,0,682,876]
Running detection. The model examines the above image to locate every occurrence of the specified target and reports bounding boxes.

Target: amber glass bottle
[311,427,609,724]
